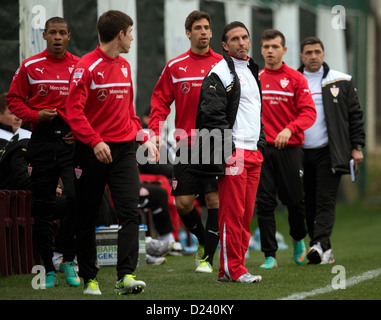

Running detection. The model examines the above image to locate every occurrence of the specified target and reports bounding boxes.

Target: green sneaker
[41,271,59,288]
[83,278,101,295]
[59,261,81,287]
[115,274,146,295]
[260,256,277,269]
[293,239,306,264]
[195,244,205,267]
[195,257,213,273]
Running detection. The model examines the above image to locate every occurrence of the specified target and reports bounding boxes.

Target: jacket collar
[188,47,215,59]
[222,51,259,77]
[43,49,69,62]
[297,62,330,78]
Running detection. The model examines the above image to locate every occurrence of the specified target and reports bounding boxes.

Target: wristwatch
[355,145,363,151]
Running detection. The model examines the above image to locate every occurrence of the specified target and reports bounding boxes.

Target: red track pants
[218,149,263,280]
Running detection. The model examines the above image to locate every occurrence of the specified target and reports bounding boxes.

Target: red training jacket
[6,49,80,130]
[149,48,222,143]
[259,63,316,147]
[66,46,145,148]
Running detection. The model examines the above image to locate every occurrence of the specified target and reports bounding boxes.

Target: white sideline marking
[279,268,381,300]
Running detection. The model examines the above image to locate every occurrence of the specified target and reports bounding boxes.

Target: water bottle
[138,224,147,267]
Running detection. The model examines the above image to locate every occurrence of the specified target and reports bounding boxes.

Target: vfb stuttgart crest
[280,78,289,88]
[330,86,340,97]
[121,67,128,78]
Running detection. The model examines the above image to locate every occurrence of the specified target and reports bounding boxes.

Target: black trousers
[256,146,307,257]
[27,117,76,273]
[74,141,140,281]
[303,146,341,251]
[139,183,173,236]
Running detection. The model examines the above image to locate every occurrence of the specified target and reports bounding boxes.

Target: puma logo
[207,229,219,237]
[209,84,217,91]
[35,67,44,74]
[97,71,105,78]
[179,66,188,72]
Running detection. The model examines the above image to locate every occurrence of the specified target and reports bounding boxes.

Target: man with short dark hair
[195,21,266,283]
[149,10,222,273]
[7,17,80,288]
[256,29,316,269]
[298,36,365,264]
[66,10,156,295]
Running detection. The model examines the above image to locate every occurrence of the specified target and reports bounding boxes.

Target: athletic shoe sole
[115,285,145,295]
[115,277,146,295]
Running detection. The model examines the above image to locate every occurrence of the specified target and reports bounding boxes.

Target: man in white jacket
[195,21,266,283]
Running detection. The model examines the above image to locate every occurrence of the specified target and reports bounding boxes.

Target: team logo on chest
[75,167,83,179]
[121,66,128,78]
[330,86,340,97]
[280,78,289,89]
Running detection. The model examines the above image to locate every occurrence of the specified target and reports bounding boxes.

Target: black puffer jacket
[298,63,366,174]
[0,129,31,190]
[190,51,266,176]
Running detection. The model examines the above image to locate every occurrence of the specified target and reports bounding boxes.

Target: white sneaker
[195,260,213,273]
[307,243,323,264]
[234,273,262,283]
[321,249,335,264]
[83,279,102,295]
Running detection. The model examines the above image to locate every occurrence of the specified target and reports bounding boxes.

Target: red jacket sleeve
[286,75,316,134]
[128,83,149,144]
[66,67,103,148]
[6,64,40,126]
[148,65,174,136]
